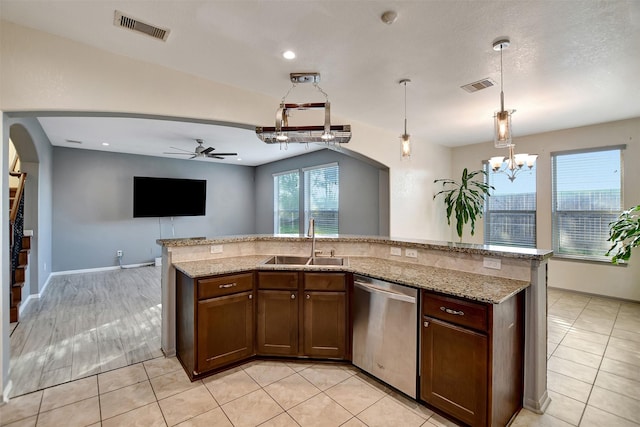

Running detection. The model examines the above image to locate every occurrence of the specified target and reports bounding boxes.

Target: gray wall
[52,147,256,271]
[255,149,389,235]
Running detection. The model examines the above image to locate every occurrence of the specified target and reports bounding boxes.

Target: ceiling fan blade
[202,147,214,155]
[207,152,237,156]
[169,146,193,153]
[210,156,225,160]
[189,154,197,159]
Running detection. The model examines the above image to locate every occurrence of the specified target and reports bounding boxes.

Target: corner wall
[452,118,640,301]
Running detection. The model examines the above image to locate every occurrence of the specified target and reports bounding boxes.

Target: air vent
[114,10,170,41]
[65,139,83,144]
[460,78,496,93]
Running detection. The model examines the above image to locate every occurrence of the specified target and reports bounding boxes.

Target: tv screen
[133,177,206,218]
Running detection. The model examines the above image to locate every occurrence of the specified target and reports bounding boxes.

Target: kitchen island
[158,235,553,421]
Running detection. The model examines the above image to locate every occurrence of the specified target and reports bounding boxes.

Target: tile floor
[1,270,639,426]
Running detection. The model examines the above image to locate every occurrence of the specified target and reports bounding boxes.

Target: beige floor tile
[599,358,640,383]
[357,395,426,427]
[560,335,606,356]
[612,328,640,345]
[340,418,368,427]
[580,405,640,427]
[325,375,385,415]
[203,367,260,405]
[510,408,574,426]
[609,336,640,353]
[221,389,283,427]
[243,361,296,387]
[101,402,167,427]
[547,371,592,403]
[604,345,640,367]
[99,380,156,420]
[298,364,352,391]
[150,369,201,400]
[158,384,217,426]
[288,393,352,427]
[3,415,37,427]
[614,317,640,334]
[39,375,98,412]
[588,386,640,423]
[544,391,585,426]
[594,370,640,401]
[0,390,42,426]
[175,407,232,427]
[548,355,598,383]
[427,413,463,427]
[572,316,615,335]
[552,346,602,370]
[98,363,148,393]
[284,360,316,372]
[36,396,100,427]
[264,373,321,410]
[258,412,301,427]
[143,356,182,379]
[565,328,610,345]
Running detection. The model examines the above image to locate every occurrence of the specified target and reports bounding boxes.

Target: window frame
[551,145,625,262]
[273,169,300,235]
[303,162,339,235]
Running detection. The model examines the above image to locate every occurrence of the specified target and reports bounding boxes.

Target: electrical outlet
[211,245,223,254]
[405,248,418,258]
[483,257,501,270]
[390,247,402,256]
[116,250,123,257]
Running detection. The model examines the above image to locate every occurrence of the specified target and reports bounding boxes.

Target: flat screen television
[133,176,206,217]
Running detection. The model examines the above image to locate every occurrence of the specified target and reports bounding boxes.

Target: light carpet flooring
[2,269,639,426]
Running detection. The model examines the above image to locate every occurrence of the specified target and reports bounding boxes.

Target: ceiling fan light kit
[255,72,352,146]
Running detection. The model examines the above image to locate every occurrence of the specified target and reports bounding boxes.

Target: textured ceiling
[2,0,639,165]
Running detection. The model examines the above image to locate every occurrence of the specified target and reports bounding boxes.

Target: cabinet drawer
[257,271,299,290]
[198,273,254,300]
[423,292,488,332]
[304,272,346,291]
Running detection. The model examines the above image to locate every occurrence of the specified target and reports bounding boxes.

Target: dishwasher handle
[354,281,416,304]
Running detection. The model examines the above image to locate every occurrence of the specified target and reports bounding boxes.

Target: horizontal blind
[273,170,299,234]
[484,163,537,248]
[552,148,623,260]
[304,163,339,235]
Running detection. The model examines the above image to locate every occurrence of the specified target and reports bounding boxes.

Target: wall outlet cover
[483,257,502,270]
[405,248,418,258]
[211,245,223,254]
[390,247,402,256]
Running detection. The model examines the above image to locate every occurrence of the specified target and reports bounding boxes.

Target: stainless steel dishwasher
[352,274,418,398]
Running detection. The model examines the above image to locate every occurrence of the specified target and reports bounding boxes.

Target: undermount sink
[260,255,349,267]
[262,255,310,265]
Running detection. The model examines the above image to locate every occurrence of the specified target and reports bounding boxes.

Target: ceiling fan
[164,139,238,159]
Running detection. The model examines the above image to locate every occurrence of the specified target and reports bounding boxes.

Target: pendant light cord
[403,81,408,135]
[499,45,505,112]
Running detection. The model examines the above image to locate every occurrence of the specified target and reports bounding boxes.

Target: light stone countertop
[173,255,529,304]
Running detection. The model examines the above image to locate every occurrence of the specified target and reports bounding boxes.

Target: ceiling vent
[460,78,496,93]
[114,10,170,41]
[65,139,83,144]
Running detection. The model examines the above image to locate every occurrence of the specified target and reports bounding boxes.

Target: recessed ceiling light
[102,142,110,146]
[237,158,242,161]
[282,50,296,60]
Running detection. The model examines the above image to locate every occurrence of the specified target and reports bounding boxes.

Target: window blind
[484,163,537,248]
[304,163,339,235]
[273,170,300,234]
[552,147,623,261]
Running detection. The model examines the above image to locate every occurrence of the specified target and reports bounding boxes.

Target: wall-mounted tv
[133,176,207,218]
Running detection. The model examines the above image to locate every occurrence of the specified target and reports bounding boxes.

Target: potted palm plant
[434,168,494,242]
[606,204,640,264]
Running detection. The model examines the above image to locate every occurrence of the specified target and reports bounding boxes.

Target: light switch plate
[390,247,402,256]
[483,257,501,270]
[405,248,418,258]
[211,245,223,254]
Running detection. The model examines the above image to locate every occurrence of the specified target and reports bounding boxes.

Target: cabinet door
[303,291,346,359]
[421,317,488,427]
[257,290,299,356]
[197,291,254,373]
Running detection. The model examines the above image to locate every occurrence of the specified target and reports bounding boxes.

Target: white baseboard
[51,263,156,276]
[18,272,52,316]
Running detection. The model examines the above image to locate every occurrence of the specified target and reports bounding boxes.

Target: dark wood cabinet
[256,270,348,359]
[420,290,524,427]
[176,271,255,379]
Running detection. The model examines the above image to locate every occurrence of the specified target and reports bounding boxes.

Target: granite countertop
[158,234,553,261]
[173,255,529,304]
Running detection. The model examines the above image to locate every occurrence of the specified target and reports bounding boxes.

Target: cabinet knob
[249,294,253,300]
[423,321,430,328]
[306,294,310,300]
[291,294,296,299]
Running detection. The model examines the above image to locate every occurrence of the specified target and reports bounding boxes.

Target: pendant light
[399,78,411,159]
[493,39,513,148]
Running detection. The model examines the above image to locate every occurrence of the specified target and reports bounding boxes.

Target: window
[273,170,299,234]
[484,163,537,248]
[552,146,624,261]
[304,163,339,234]
[273,163,339,235]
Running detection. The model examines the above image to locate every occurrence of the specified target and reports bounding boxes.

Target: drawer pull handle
[219,283,237,289]
[440,306,465,316]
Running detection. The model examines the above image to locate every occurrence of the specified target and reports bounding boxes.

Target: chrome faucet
[307,217,316,258]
